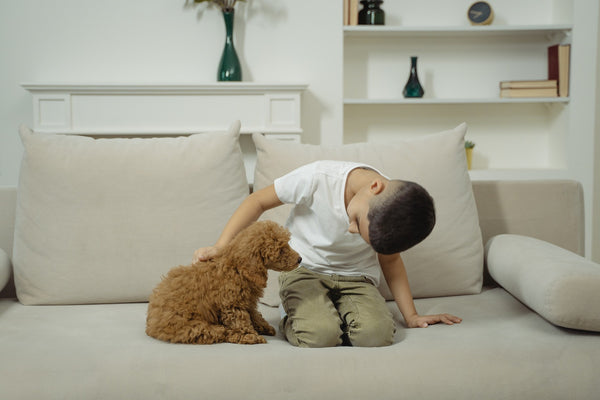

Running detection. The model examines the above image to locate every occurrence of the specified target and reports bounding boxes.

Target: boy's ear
[370,179,385,195]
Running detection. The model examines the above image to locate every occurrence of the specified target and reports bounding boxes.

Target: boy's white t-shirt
[273,160,384,286]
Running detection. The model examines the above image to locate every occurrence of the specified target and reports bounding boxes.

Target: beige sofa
[1,122,599,400]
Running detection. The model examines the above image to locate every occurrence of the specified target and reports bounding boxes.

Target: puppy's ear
[240,262,268,288]
[258,242,274,263]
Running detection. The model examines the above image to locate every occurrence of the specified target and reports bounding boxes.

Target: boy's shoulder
[278,161,381,189]
[303,160,372,175]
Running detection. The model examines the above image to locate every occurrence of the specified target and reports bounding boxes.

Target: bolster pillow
[486,234,600,332]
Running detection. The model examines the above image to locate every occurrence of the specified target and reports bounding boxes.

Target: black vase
[403,56,424,98]
[358,0,385,25]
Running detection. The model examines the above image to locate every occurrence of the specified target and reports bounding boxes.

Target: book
[548,44,571,97]
[349,0,358,25]
[344,0,349,25]
[500,80,557,89]
[500,87,558,98]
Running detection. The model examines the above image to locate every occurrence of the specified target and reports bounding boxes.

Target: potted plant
[465,140,475,170]
[193,0,245,12]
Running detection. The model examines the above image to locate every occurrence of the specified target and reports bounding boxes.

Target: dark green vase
[218,10,242,82]
[358,0,385,25]
[403,56,424,98]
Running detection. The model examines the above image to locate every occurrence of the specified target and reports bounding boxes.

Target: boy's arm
[193,184,283,262]
[378,253,462,328]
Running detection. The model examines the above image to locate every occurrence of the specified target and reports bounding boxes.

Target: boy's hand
[406,314,462,328]
[193,246,220,263]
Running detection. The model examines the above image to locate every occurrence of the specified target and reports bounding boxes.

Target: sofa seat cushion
[253,124,483,305]
[1,289,599,400]
[13,123,248,305]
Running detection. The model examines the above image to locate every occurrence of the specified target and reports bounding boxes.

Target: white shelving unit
[341,0,598,257]
[343,15,572,166]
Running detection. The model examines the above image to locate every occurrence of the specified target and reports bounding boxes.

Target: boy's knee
[347,316,396,347]
[283,316,343,348]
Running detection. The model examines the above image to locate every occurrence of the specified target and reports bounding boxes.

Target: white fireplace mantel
[21,83,308,141]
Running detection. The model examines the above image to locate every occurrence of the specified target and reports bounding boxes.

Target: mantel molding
[22,82,308,139]
[21,82,308,95]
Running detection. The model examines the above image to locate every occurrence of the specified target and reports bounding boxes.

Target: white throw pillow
[13,122,248,305]
[253,124,483,306]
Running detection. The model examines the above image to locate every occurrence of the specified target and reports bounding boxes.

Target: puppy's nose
[297,257,302,264]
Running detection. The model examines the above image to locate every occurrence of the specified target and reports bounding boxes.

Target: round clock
[467,1,494,25]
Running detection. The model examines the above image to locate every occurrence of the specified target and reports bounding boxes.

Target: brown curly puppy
[146,220,301,344]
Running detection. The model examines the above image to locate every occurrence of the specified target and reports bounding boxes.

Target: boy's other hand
[406,314,462,328]
[193,246,220,263]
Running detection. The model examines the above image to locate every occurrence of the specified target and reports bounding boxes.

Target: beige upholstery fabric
[0,188,16,259]
[3,180,586,301]
[13,122,248,305]
[0,249,9,292]
[2,287,600,399]
[253,124,483,306]
[473,180,584,256]
[0,188,16,298]
[486,234,600,332]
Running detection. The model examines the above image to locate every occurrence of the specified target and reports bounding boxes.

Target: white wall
[594,7,600,263]
[1,0,599,259]
[0,0,342,188]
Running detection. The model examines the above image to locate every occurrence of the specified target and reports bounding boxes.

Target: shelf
[21,82,309,95]
[468,169,570,181]
[343,24,573,38]
[344,97,570,105]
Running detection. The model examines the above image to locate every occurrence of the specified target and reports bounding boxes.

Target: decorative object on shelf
[194,0,245,81]
[217,9,242,81]
[499,80,558,98]
[465,140,475,170]
[467,1,494,25]
[403,56,424,98]
[358,0,385,25]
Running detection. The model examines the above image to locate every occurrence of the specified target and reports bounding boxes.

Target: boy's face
[346,187,372,245]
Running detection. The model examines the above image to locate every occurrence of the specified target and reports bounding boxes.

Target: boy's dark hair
[367,180,436,254]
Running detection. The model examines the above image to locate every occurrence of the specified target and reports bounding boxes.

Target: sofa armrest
[0,248,11,292]
[485,234,600,332]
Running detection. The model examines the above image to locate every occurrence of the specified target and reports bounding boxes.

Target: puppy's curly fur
[146,221,300,344]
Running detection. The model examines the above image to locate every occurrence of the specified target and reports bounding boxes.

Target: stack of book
[499,43,570,99]
[499,80,558,98]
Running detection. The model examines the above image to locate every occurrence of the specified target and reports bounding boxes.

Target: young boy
[194,161,461,347]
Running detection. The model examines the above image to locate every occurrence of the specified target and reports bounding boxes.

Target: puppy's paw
[257,324,276,336]
[239,333,267,345]
[226,331,267,344]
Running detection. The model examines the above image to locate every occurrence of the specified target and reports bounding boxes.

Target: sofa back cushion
[254,124,483,305]
[473,180,584,256]
[13,122,248,305]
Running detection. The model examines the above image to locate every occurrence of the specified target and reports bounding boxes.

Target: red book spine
[548,44,559,81]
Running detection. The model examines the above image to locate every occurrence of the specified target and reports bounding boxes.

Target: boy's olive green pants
[279,267,396,347]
